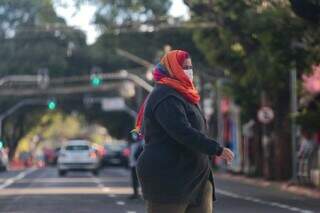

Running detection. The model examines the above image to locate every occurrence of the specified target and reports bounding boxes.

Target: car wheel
[58,170,67,177]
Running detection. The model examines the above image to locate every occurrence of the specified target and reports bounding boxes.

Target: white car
[57,140,100,176]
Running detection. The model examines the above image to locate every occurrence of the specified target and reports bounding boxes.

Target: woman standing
[135,50,234,213]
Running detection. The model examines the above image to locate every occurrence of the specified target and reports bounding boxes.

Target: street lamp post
[290,67,298,182]
[216,79,224,146]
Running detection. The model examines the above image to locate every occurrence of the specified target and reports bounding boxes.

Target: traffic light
[90,74,102,87]
[47,99,57,110]
[0,140,4,149]
[90,67,103,87]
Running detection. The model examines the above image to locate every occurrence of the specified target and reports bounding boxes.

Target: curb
[215,172,320,199]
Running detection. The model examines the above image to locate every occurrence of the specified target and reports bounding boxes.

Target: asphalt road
[0,167,319,213]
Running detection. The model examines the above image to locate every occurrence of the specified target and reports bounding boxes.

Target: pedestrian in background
[128,131,144,199]
[133,50,234,213]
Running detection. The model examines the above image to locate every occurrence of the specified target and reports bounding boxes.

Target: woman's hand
[220,148,234,164]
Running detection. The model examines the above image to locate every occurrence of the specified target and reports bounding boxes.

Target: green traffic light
[91,75,102,87]
[0,141,4,149]
[48,100,56,110]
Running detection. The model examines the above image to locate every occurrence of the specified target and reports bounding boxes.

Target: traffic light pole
[116,48,153,69]
[0,75,38,86]
[0,70,153,96]
[119,70,153,92]
[0,71,49,88]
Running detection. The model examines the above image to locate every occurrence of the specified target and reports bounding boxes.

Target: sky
[55,0,190,44]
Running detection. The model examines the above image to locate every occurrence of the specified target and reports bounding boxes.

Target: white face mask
[184,69,193,81]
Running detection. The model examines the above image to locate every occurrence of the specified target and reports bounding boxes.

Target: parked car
[92,144,106,161]
[53,147,61,165]
[0,149,8,171]
[57,140,100,176]
[103,142,129,167]
[43,147,61,166]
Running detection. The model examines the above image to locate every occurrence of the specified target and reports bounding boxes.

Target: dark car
[43,147,61,166]
[103,143,129,167]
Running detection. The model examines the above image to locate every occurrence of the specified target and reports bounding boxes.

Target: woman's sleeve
[154,96,223,156]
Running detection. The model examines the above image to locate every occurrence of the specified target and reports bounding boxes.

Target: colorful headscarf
[132,50,200,136]
[154,50,200,104]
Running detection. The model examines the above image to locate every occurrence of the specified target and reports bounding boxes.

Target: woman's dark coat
[137,84,223,205]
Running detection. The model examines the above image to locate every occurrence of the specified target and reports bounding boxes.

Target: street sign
[101,97,126,111]
[257,106,274,124]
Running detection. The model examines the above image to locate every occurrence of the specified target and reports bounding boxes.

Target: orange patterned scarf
[132,50,200,137]
[156,50,200,104]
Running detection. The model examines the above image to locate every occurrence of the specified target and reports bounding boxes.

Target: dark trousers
[146,180,213,213]
[131,167,139,195]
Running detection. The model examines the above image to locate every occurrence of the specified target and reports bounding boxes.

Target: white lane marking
[92,176,112,194]
[12,178,128,183]
[102,187,110,192]
[0,168,37,189]
[116,201,125,206]
[127,211,136,213]
[216,189,314,213]
[109,194,116,197]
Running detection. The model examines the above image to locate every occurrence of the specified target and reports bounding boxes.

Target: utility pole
[116,48,153,69]
[290,67,298,182]
[216,79,223,145]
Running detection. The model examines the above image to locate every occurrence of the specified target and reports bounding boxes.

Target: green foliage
[296,105,320,132]
[17,111,86,153]
[187,0,320,126]
[83,0,172,30]
[0,0,91,77]
[290,0,320,23]
[2,105,46,158]
[91,28,208,72]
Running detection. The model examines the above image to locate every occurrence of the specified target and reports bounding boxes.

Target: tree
[185,0,320,179]
[290,0,320,23]
[0,0,92,157]
[73,0,172,31]
[90,28,209,71]
[2,105,46,159]
[0,0,91,77]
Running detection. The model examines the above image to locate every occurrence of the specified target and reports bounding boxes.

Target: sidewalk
[215,172,320,199]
